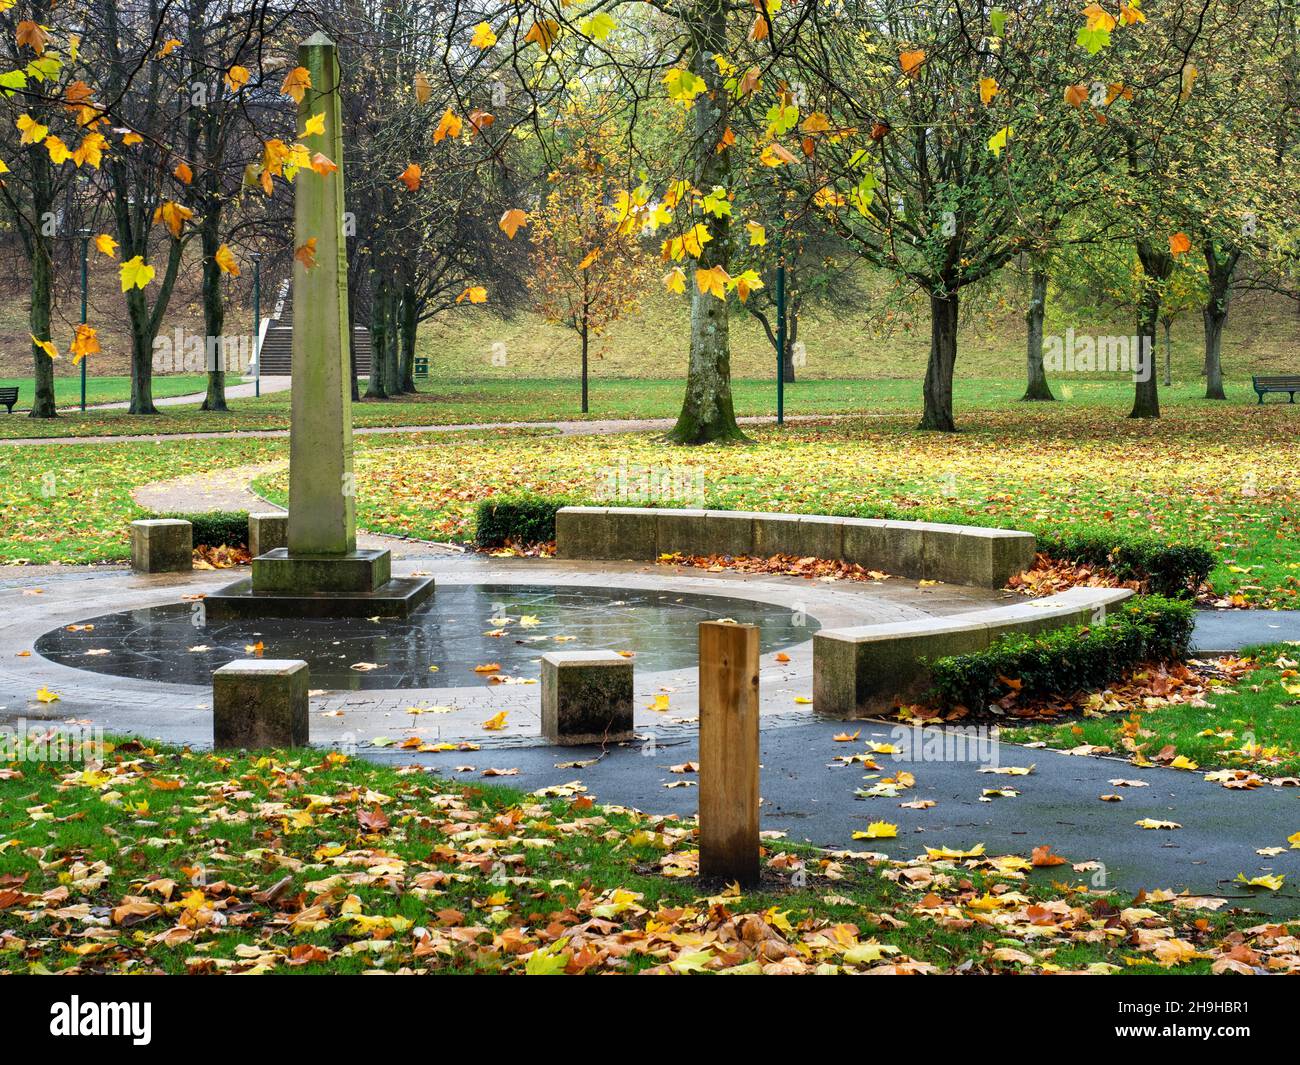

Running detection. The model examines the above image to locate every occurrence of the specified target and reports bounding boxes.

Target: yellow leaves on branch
[398,163,422,191]
[30,334,57,360]
[94,233,117,258]
[899,49,926,78]
[15,20,48,56]
[281,66,311,104]
[523,19,559,52]
[70,323,99,364]
[662,266,686,294]
[17,114,47,146]
[471,22,497,49]
[153,200,193,239]
[457,286,488,304]
[433,109,462,143]
[302,112,326,138]
[987,126,1012,157]
[215,244,239,276]
[746,221,767,246]
[224,65,250,93]
[157,38,182,59]
[661,223,712,261]
[694,265,763,303]
[498,209,528,239]
[119,256,155,292]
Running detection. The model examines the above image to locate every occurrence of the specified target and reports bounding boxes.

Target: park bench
[1252,375,1300,404]
[0,386,18,413]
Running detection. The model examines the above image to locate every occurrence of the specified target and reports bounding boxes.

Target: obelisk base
[205,548,434,619]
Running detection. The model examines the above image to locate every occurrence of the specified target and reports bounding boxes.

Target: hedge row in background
[471,494,1215,597]
[158,511,249,548]
[473,495,581,547]
[927,595,1196,711]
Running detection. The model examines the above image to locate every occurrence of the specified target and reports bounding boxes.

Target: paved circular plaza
[0,553,1005,749]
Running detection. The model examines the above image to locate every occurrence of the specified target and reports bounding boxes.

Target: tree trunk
[1129,241,1168,419]
[29,236,57,419]
[920,290,960,431]
[126,285,159,415]
[1162,319,1172,387]
[1202,242,1237,401]
[666,1,745,445]
[1203,308,1227,400]
[1021,269,1054,401]
[580,319,589,414]
[199,211,228,412]
[365,273,388,399]
[382,283,402,397]
[399,284,417,394]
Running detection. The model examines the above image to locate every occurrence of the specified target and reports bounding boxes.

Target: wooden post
[698,621,760,884]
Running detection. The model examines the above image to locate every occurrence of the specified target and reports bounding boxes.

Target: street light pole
[775,231,786,426]
[77,228,90,412]
[251,252,263,399]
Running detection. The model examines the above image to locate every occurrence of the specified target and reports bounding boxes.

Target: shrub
[928,595,1195,710]
[1035,529,1214,597]
[473,494,583,547]
[159,510,249,548]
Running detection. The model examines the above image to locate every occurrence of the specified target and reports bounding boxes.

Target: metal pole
[251,253,262,398]
[78,229,90,412]
[775,233,786,426]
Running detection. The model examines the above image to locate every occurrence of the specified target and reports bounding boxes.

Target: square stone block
[213,659,309,749]
[130,519,192,574]
[251,547,390,594]
[248,512,288,557]
[752,513,805,557]
[841,518,925,578]
[701,510,759,557]
[922,525,1036,587]
[541,650,634,744]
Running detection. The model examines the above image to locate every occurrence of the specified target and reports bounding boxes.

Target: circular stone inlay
[34,583,817,691]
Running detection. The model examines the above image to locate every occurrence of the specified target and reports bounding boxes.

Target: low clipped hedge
[158,510,249,548]
[473,494,582,548]
[927,595,1196,710]
[1035,529,1214,598]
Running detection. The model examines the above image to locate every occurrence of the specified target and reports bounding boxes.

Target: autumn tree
[528,141,651,412]
[778,2,1139,431]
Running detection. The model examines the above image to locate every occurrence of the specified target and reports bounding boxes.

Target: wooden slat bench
[0,386,18,413]
[1252,375,1300,404]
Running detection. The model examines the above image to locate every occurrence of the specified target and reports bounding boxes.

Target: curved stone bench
[555,506,1036,588]
[813,586,1135,714]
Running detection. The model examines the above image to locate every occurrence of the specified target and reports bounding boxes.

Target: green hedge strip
[158,510,249,548]
[927,595,1196,710]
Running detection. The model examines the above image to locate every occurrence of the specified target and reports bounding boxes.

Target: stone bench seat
[555,506,1036,588]
[812,586,1135,714]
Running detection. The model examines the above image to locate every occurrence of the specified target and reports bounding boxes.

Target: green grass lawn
[0,738,1285,975]
[1003,645,1300,779]
[0,374,209,411]
[0,373,1274,440]
[251,402,1299,605]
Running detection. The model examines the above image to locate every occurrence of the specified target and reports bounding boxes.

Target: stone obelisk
[206,33,432,619]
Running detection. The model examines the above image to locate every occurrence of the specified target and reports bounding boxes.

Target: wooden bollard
[698,620,760,885]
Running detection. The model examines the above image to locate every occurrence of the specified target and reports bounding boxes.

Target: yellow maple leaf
[153,200,193,238]
[280,66,312,103]
[69,324,99,364]
[120,255,155,291]
[17,113,48,145]
[94,233,117,257]
[853,821,898,840]
[498,208,527,239]
[214,244,239,276]
[481,710,508,731]
[471,22,497,48]
[899,49,926,77]
[433,109,462,143]
[456,285,487,304]
[302,111,326,137]
[662,266,686,294]
[224,65,250,92]
[30,334,57,360]
[35,686,59,704]
[696,265,730,300]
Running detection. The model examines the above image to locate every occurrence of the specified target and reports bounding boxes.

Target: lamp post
[251,252,263,398]
[775,231,786,426]
[77,227,91,412]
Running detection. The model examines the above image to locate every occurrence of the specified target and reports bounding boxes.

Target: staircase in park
[254,278,372,376]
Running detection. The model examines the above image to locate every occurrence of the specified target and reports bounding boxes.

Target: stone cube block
[213,659,309,749]
[541,650,634,744]
[248,511,288,557]
[130,519,193,574]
